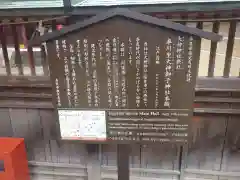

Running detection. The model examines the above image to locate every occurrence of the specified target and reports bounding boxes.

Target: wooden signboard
[30,8,221,144]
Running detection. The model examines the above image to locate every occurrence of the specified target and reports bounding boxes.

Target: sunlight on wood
[197,22,240,77]
[198,22,212,77]
[0,21,239,77]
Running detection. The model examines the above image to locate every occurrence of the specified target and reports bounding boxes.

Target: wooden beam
[23,21,36,76]
[223,20,237,77]
[0,25,11,75]
[208,21,220,77]
[11,24,24,75]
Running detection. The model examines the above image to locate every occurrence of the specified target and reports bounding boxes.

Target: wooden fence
[1,13,240,180]
[0,17,240,78]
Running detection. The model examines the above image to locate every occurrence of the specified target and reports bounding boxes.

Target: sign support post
[117,144,130,180]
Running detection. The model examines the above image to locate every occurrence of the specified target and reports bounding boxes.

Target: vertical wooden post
[87,153,101,180]
[195,22,203,77]
[208,21,220,77]
[117,144,130,180]
[51,20,57,31]
[86,144,101,180]
[41,44,49,76]
[11,24,23,75]
[179,145,188,180]
[223,20,236,77]
[0,25,11,75]
[23,23,36,75]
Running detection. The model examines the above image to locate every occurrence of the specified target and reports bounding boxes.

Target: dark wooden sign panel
[40,10,220,144]
[47,18,197,144]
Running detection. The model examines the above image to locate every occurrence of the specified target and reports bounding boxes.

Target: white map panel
[58,109,107,141]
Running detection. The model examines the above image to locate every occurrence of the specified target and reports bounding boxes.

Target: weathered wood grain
[68,141,86,164]
[140,144,180,180]
[27,109,46,162]
[222,115,240,172]
[102,144,117,166]
[187,115,226,170]
[25,109,41,161]
[38,110,55,162]
[58,141,71,163]
[0,108,12,137]
[0,87,239,179]
[140,144,179,170]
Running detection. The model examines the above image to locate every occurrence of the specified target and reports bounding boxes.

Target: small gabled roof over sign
[74,0,240,7]
[29,8,222,46]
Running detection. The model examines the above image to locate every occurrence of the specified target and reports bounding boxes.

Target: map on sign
[58,110,107,141]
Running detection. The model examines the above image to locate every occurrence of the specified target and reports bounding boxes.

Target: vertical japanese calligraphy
[62,39,71,107]
[156,46,160,65]
[70,43,78,106]
[155,73,159,108]
[155,45,160,108]
[76,40,83,68]
[52,34,196,111]
[83,39,92,107]
[55,40,60,59]
[98,40,103,60]
[164,38,172,108]
[186,36,193,82]
[143,42,149,107]
[120,41,127,108]
[55,40,61,107]
[106,38,112,108]
[55,78,61,107]
[93,44,100,107]
[91,43,99,107]
[176,36,184,70]
[128,38,133,65]
[136,37,141,108]
[112,37,119,107]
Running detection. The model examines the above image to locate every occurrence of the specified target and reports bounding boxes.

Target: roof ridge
[73,0,240,6]
[29,8,222,46]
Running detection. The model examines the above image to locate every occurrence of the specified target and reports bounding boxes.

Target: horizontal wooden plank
[0,77,240,114]
[0,76,51,88]
[0,8,65,17]
[0,100,52,109]
[196,77,240,92]
[30,169,85,177]
[0,92,52,99]
[0,100,239,115]
[194,108,240,115]
[2,91,239,103]
[29,161,179,179]
[28,161,240,180]
[195,97,240,103]
[1,76,240,92]
[185,168,240,177]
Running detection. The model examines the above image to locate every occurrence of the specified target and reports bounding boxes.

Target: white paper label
[58,110,107,141]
